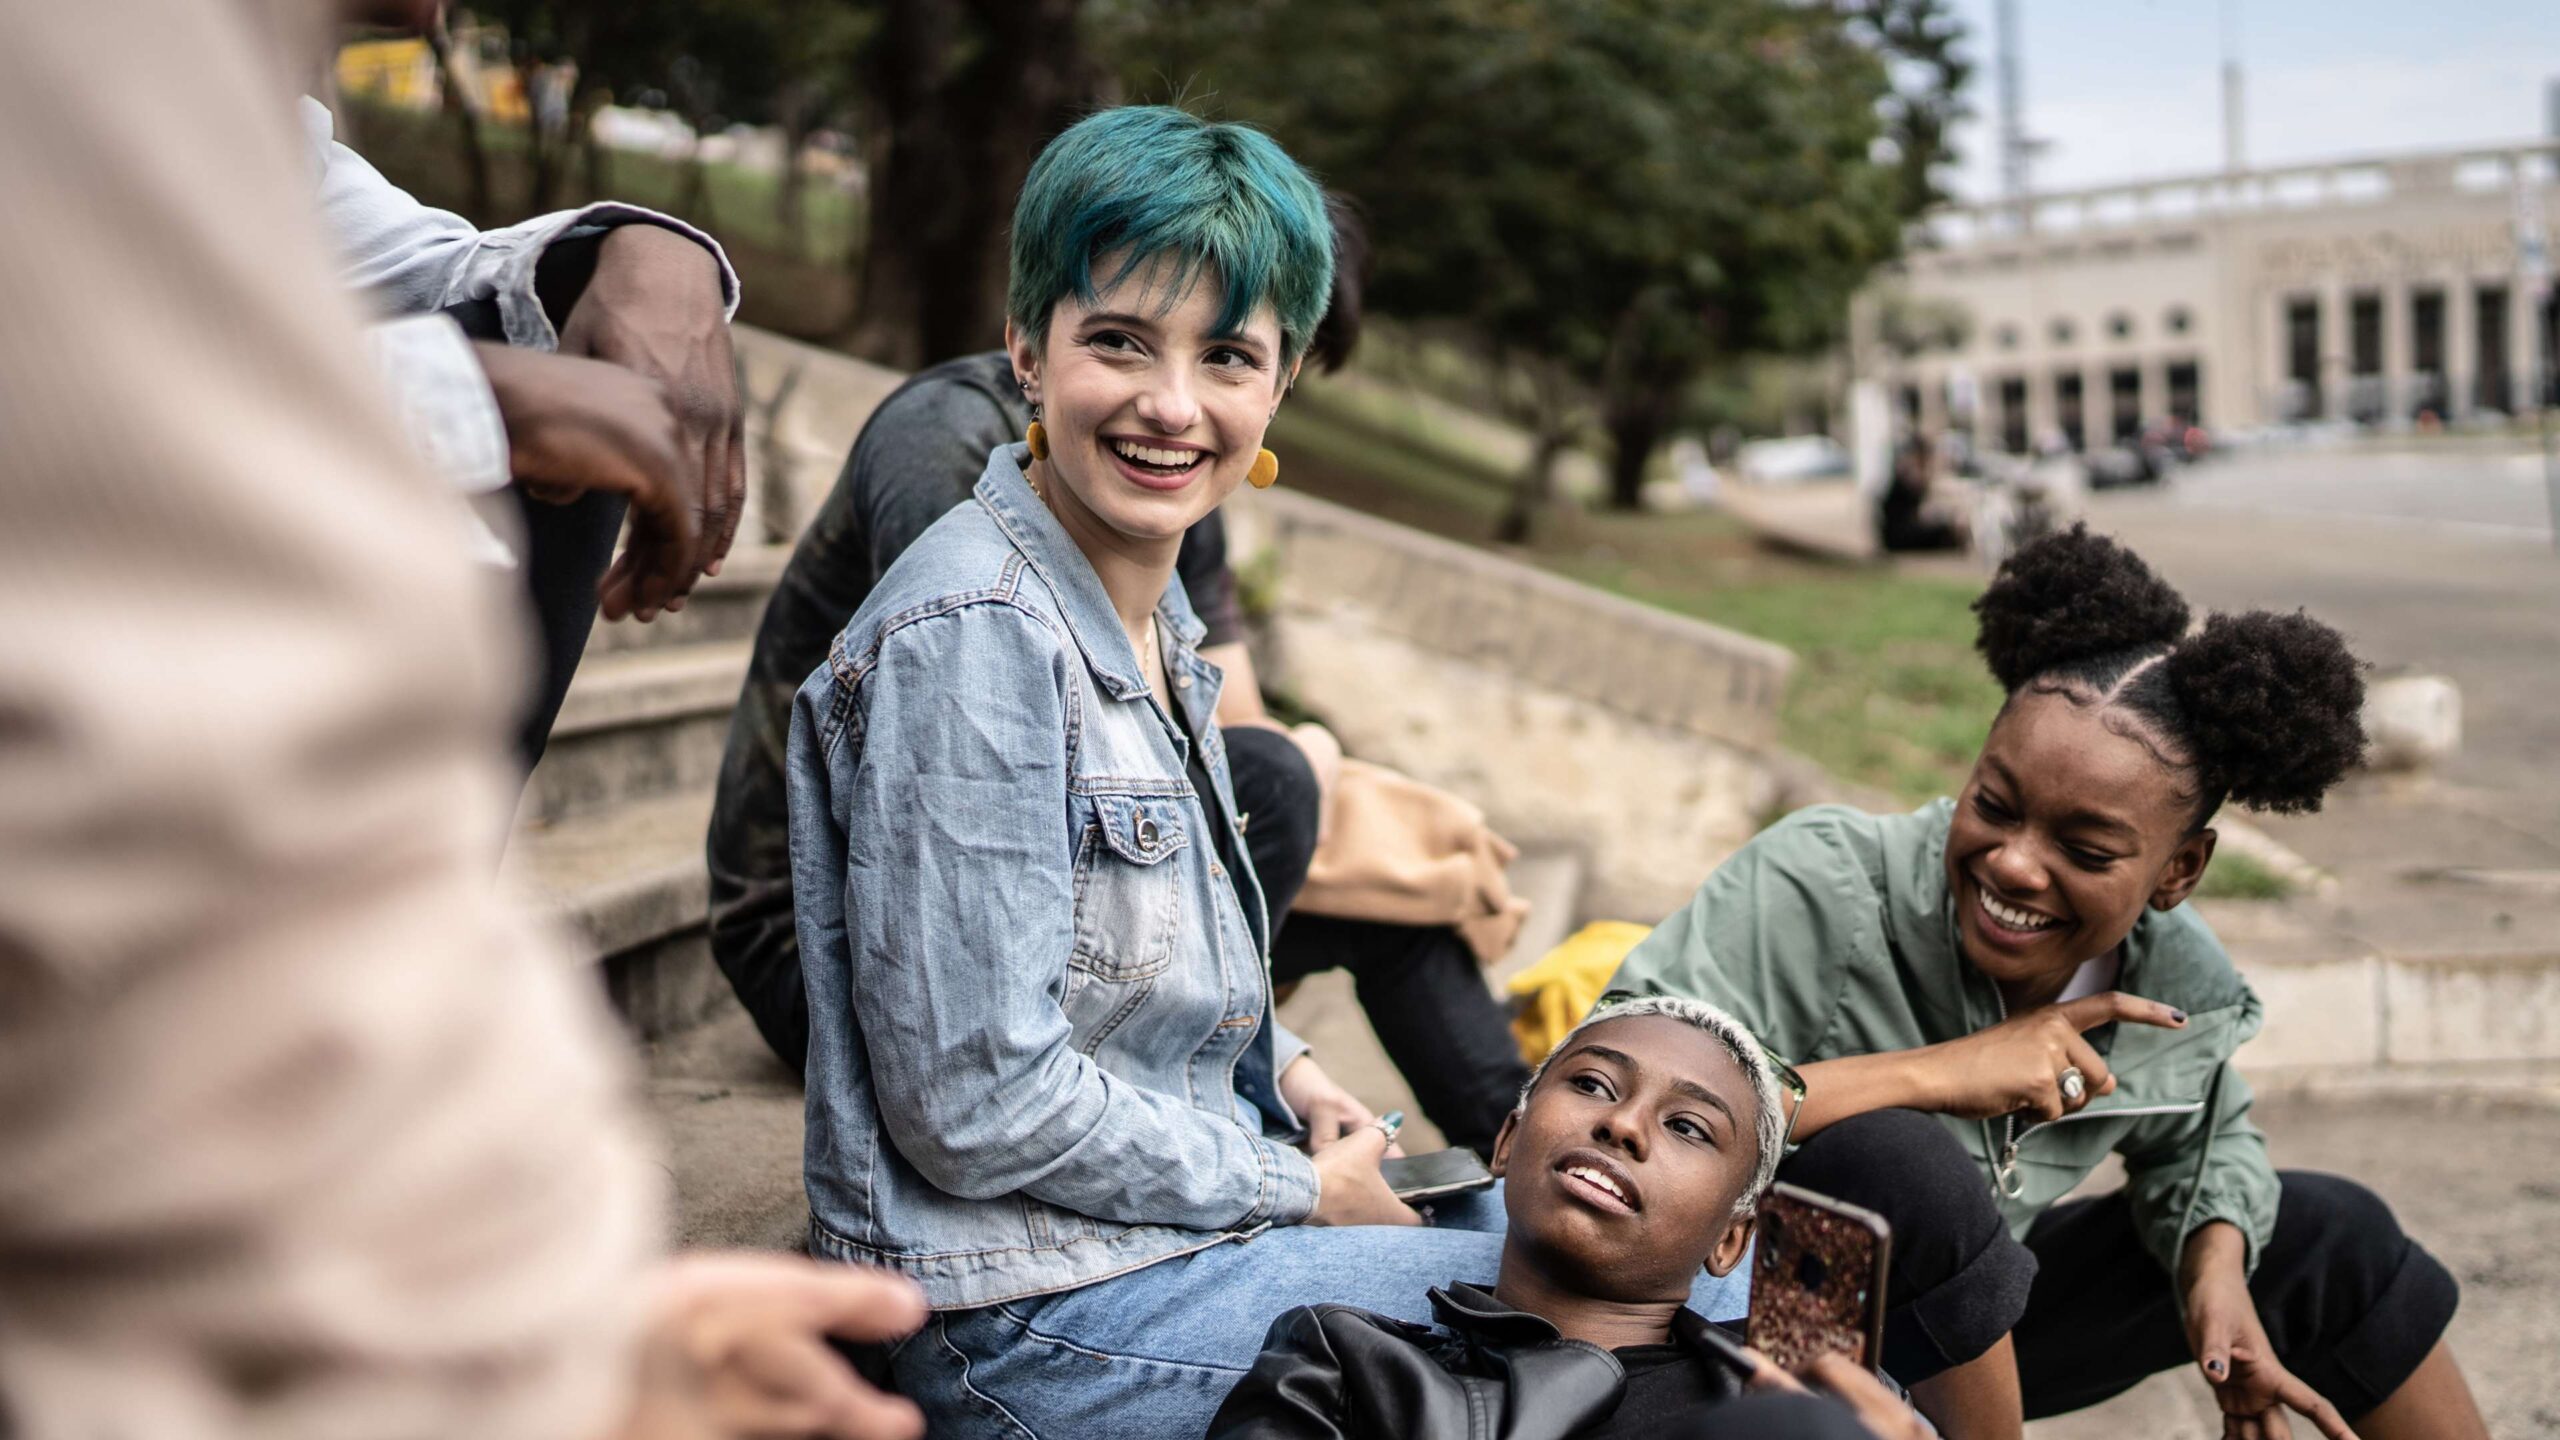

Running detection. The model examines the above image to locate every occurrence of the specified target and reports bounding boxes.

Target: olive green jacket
[1610,800,2278,1276]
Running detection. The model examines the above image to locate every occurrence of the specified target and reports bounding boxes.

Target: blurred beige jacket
[1293,761,1531,966]
[0,2,660,1437]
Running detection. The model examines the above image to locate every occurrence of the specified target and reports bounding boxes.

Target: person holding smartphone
[1209,996,1928,1440]
[1608,527,2487,1439]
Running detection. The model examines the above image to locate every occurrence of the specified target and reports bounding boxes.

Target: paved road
[2150,441,2560,540]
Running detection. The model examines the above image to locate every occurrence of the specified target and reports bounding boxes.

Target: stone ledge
[1232,486,1795,751]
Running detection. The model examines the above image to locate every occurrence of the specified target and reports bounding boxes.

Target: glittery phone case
[1744,1181,1893,1372]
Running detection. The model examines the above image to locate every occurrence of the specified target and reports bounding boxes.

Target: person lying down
[1207,997,1929,1440]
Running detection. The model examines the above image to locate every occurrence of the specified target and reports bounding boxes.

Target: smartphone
[1379,1148,1495,1202]
[1745,1182,1892,1372]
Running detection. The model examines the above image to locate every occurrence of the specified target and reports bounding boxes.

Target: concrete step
[523,641,750,824]
[1487,849,1587,996]
[505,785,725,1039]
[582,544,788,657]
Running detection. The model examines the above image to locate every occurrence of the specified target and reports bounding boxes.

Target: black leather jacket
[1205,1284,1754,1440]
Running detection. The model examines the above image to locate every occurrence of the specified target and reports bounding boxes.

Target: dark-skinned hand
[559,223,744,622]
[1917,990,2187,1122]
[2183,1226,2357,1440]
[474,342,695,616]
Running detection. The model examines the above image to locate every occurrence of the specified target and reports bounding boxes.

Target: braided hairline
[2016,643,2225,829]
[1512,995,1787,1221]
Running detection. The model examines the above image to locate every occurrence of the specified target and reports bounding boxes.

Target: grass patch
[1266,411,2004,803]
[2197,850,2294,902]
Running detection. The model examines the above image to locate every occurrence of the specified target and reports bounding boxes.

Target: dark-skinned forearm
[1791,1048,1947,1140]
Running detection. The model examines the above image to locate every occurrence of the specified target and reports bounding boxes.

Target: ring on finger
[2059,1066,2087,1105]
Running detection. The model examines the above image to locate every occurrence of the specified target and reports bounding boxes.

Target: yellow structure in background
[335,39,437,110]
[334,31,530,123]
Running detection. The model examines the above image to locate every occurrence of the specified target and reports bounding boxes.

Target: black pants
[1225,727,1532,1158]
[509,486,628,773]
[1780,1109,2459,1422]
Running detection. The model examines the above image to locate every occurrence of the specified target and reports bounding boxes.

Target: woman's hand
[614,1251,928,1440]
[1743,1347,1932,1440]
[1278,1053,1382,1151]
[1917,990,2185,1121]
[1305,1117,1422,1228]
[2182,1226,2355,1440]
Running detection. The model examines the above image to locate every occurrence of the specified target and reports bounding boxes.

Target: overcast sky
[1939,0,2560,199]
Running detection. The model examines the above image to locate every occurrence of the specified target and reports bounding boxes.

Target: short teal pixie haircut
[1007,106,1334,370]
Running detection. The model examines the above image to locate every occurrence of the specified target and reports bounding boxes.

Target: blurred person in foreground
[0,3,921,1436]
[1208,997,1926,1440]
[332,0,750,772]
[706,192,1532,1157]
[1609,527,2487,1439]
[785,106,1746,1440]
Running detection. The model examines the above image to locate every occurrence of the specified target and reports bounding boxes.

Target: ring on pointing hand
[2059,1066,2087,1105]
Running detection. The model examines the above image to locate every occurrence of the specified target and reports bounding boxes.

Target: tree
[1128,0,1958,528]
[841,0,1097,369]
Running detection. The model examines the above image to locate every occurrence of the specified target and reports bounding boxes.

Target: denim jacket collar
[973,445,1209,707]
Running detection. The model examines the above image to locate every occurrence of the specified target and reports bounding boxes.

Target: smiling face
[1946,688,2217,997]
[1006,252,1294,552]
[1491,1015,1762,1304]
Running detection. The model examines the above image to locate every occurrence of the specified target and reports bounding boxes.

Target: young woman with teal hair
[784,107,1756,1439]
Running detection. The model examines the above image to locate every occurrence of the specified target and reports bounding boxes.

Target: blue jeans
[889,1184,1753,1439]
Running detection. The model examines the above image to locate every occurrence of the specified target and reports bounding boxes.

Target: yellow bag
[1503,921,1651,1065]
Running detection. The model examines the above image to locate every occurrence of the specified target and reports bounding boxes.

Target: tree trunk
[844,0,1090,368]
[425,14,492,218]
[1604,379,1678,511]
[773,82,818,256]
[1496,430,1567,545]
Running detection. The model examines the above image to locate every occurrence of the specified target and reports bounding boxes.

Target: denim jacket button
[1135,815,1160,852]
[1175,673,1193,689]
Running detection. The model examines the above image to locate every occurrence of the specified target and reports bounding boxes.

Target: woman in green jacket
[1609,527,2485,1439]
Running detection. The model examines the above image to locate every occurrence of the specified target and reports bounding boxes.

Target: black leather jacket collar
[1206,1284,1753,1440]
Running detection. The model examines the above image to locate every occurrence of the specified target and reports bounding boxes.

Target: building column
[2140,352,2168,428]
[2382,278,2413,424]
[2511,278,2538,414]
[2322,280,2351,421]
[2445,275,2474,420]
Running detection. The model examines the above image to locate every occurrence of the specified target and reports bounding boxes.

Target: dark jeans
[1226,726,1532,1158]
[1781,1109,2459,1421]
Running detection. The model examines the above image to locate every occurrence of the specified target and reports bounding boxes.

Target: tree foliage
[436,0,1967,507]
[1126,0,1965,522]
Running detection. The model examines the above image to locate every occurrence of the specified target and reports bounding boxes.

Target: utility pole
[2220,0,2246,174]
[1996,0,2028,227]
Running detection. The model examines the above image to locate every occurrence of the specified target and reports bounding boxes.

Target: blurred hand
[475,342,695,618]
[1743,1347,1932,1440]
[614,1251,929,1440]
[1305,1117,1422,1228]
[559,223,744,621]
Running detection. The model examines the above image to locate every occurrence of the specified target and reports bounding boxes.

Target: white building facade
[1871,141,2560,451]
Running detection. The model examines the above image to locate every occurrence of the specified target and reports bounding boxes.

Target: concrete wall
[1225,488,1795,922]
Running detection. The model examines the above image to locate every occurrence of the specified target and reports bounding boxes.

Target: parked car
[1733,434,1851,486]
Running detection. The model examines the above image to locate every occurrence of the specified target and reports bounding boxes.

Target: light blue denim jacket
[791,444,1319,1310]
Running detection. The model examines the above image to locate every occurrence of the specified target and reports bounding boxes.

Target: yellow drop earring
[1026,418,1050,462]
[1248,448,1280,489]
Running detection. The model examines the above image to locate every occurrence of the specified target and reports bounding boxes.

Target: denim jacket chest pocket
[1068,791,1190,1002]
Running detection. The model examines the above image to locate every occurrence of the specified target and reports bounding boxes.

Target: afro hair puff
[1972,524,2191,692]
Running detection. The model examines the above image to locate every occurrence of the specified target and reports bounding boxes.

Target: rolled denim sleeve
[830,602,1318,1230]
[304,98,739,350]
